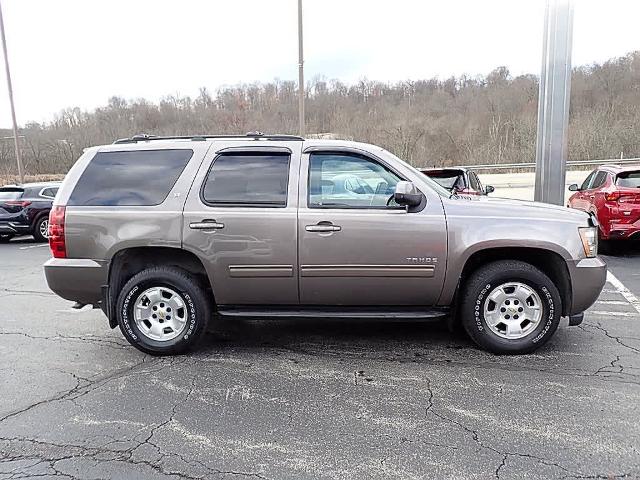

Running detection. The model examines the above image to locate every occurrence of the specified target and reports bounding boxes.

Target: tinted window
[616,171,640,188]
[580,171,596,190]
[309,153,401,208]
[591,171,608,189]
[68,149,193,206]
[0,188,23,201]
[202,153,290,206]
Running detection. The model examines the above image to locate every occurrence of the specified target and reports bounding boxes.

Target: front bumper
[44,258,108,306]
[566,257,607,315]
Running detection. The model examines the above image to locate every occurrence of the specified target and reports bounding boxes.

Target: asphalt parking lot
[0,238,639,479]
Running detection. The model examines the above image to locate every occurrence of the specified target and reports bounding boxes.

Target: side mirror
[485,185,495,194]
[568,184,579,192]
[394,181,423,207]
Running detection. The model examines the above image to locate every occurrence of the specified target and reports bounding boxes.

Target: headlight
[578,227,598,258]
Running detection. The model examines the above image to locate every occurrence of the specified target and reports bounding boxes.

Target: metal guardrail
[461,158,640,171]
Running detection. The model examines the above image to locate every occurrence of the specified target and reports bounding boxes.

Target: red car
[568,165,640,241]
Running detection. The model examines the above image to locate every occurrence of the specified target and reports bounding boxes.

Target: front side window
[580,171,596,190]
[202,153,290,206]
[309,152,401,208]
[468,172,481,191]
[68,149,193,206]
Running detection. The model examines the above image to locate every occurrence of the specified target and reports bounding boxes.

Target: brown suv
[44,133,606,355]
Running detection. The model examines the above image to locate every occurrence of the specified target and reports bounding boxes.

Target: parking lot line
[606,270,640,315]
[589,310,638,317]
[595,300,631,306]
[18,244,48,250]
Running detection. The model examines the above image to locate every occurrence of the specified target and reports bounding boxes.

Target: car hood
[443,194,590,224]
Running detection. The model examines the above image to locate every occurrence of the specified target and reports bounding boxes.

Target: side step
[216,306,450,320]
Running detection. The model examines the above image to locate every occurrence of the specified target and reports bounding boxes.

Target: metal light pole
[534,0,574,205]
[297,0,305,137]
[0,0,23,184]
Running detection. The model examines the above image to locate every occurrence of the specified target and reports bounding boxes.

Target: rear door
[182,142,301,305]
[297,147,447,306]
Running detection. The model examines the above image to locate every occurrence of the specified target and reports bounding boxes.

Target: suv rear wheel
[33,216,49,243]
[0,234,13,243]
[116,266,210,355]
[460,260,562,354]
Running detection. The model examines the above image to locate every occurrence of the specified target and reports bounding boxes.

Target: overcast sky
[0,0,638,127]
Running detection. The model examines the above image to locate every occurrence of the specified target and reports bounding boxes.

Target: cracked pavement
[0,237,639,479]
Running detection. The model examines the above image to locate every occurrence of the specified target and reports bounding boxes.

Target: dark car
[420,167,494,195]
[0,182,60,243]
[568,165,640,241]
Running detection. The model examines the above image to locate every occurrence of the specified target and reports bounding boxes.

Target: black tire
[116,266,210,355]
[32,215,49,243]
[460,260,562,354]
[0,234,14,243]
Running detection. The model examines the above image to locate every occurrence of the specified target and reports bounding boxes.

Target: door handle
[589,195,595,199]
[306,222,341,233]
[190,220,225,230]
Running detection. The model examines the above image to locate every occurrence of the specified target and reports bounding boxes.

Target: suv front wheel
[460,260,562,354]
[116,266,210,355]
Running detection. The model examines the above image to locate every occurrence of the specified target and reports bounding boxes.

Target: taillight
[48,206,66,259]
[3,200,31,207]
[605,191,621,202]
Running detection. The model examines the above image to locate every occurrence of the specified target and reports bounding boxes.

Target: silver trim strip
[300,264,434,278]
[228,265,294,278]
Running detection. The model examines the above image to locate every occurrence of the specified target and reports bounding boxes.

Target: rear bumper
[566,257,607,315]
[43,258,108,306]
[0,221,30,235]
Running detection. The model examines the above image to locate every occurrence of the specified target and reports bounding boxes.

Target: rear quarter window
[68,149,193,206]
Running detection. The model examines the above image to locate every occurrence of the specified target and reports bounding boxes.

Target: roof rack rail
[113,132,304,144]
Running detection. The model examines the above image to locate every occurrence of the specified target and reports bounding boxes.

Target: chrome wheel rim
[483,282,542,340]
[39,219,49,238]
[133,286,187,342]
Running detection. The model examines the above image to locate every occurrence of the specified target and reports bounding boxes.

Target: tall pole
[534,0,574,205]
[297,0,305,137]
[0,0,22,184]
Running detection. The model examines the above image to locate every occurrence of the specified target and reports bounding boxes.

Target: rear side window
[0,188,23,201]
[591,171,608,189]
[202,153,290,206]
[40,188,58,198]
[68,149,193,206]
[616,171,640,188]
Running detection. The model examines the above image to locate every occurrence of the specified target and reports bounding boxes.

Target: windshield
[378,149,454,197]
[616,171,640,188]
[423,170,464,190]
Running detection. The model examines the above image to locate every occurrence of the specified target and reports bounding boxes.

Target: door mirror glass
[568,183,579,192]
[485,185,495,194]
[394,181,422,207]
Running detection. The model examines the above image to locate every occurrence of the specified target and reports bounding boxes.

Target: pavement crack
[0,357,160,424]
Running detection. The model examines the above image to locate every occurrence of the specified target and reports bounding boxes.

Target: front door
[182,142,301,305]
[298,149,447,306]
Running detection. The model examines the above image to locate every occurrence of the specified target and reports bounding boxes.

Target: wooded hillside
[2,51,639,176]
